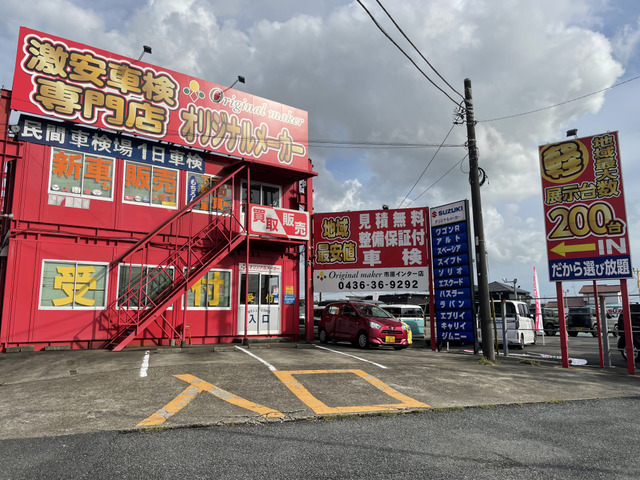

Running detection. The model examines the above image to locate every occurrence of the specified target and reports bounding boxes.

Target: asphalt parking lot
[1,335,639,441]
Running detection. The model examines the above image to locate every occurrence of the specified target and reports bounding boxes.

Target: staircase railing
[102,162,248,350]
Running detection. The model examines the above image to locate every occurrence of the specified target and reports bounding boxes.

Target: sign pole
[305,176,314,342]
[593,282,605,368]
[556,281,570,368]
[620,279,636,375]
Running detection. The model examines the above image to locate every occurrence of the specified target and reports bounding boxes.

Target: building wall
[0,117,307,350]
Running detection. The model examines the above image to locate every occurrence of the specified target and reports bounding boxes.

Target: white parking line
[139,350,150,378]
[235,346,278,371]
[316,346,388,369]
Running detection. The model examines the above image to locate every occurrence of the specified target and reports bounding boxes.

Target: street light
[502,278,517,300]
[227,75,246,89]
[137,45,152,61]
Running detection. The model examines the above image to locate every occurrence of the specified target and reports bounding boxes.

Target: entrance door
[238,271,281,335]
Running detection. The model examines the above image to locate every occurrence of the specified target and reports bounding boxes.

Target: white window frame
[49,148,115,202]
[183,268,233,310]
[116,263,175,310]
[241,181,282,208]
[122,160,179,210]
[185,173,232,215]
[38,259,109,310]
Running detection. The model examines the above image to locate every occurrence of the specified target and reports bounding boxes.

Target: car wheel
[619,348,640,361]
[357,331,369,349]
[516,334,525,350]
[591,326,598,337]
[621,348,640,362]
[319,328,329,344]
[533,333,537,345]
[544,323,554,336]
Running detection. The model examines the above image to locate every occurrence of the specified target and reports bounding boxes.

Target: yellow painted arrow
[551,241,596,257]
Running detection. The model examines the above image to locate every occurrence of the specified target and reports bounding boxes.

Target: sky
[1,0,640,303]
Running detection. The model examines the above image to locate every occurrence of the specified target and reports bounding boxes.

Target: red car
[318,301,410,349]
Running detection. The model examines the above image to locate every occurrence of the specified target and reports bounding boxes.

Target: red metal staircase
[102,162,248,351]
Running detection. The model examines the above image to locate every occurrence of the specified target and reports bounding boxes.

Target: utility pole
[464,78,495,362]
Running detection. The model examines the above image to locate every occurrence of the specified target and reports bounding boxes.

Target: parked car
[478,300,536,349]
[605,304,622,337]
[542,307,559,336]
[617,304,640,362]
[380,304,429,338]
[318,301,411,349]
[566,307,597,337]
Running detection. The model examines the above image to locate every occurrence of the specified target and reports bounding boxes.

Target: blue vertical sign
[430,200,476,342]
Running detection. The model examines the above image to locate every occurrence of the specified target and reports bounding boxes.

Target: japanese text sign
[313,207,430,293]
[248,205,310,240]
[430,200,475,342]
[539,131,632,281]
[17,114,204,173]
[11,27,308,171]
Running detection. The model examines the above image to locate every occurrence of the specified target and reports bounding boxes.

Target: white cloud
[612,16,640,64]
[1,0,639,298]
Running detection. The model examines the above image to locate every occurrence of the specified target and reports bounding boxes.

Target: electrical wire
[356,0,461,106]
[479,74,640,123]
[397,123,456,208]
[402,153,468,207]
[308,138,463,149]
[374,0,463,100]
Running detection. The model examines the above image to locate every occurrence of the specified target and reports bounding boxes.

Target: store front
[0,27,315,351]
[238,265,281,336]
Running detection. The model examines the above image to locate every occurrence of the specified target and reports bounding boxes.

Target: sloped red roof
[578,284,621,294]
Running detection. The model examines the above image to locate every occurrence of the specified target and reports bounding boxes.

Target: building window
[241,182,281,207]
[185,173,233,214]
[39,260,108,309]
[117,264,175,308]
[49,148,114,200]
[185,269,232,309]
[123,161,178,208]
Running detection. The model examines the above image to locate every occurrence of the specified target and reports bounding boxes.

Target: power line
[374,0,463,100]
[397,123,456,208]
[309,138,463,149]
[402,153,468,207]
[479,74,640,123]
[356,0,461,106]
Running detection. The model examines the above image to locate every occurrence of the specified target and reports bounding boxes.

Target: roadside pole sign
[539,132,632,281]
[429,200,476,342]
[312,207,429,294]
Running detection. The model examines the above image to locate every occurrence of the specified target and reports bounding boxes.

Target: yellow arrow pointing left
[551,241,596,257]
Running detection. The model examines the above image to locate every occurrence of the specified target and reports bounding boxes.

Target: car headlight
[369,320,382,329]
[401,322,409,331]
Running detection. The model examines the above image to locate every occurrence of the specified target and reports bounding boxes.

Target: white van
[478,300,536,349]
[381,304,429,339]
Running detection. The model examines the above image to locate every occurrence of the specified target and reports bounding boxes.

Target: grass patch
[429,406,465,412]
[478,357,499,366]
[519,358,541,366]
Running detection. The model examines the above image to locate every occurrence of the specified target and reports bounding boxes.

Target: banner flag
[534,267,543,332]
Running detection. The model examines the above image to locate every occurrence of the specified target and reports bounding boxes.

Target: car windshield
[402,308,423,317]
[355,304,393,318]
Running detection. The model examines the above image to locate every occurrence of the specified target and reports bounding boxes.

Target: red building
[0,28,315,351]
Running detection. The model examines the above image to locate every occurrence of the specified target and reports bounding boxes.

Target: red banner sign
[11,27,308,171]
[539,131,632,281]
[248,205,309,240]
[313,207,430,293]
